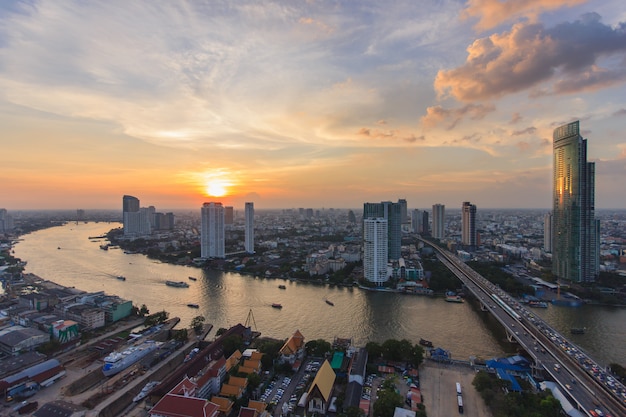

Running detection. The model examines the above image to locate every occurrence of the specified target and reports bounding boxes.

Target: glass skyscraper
[363,200,402,260]
[552,121,599,283]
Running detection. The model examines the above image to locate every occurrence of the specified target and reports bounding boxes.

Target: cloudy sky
[1,0,625,210]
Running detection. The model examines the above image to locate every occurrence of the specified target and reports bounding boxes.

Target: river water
[11,222,626,366]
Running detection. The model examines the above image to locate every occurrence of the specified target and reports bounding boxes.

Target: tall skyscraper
[544,212,553,253]
[122,195,139,236]
[224,206,234,225]
[411,209,420,233]
[398,199,408,223]
[363,200,402,260]
[245,202,254,254]
[432,204,445,239]
[552,121,599,283]
[0,208,13,233]
[201,202,225,259]
[363,218,389,286]
[461,201,476,247]
[422,211,429,236]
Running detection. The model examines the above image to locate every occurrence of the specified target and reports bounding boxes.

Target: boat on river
[570,327,586,334]
[325,299,334,306]
[278,285,286,289]
[419,338,433,347]
[165,280,189,288]
[116,275,126,281]
[188,276,197,281]
[187,303,199,308]
[271,303,283,309]
[445,292,464,303]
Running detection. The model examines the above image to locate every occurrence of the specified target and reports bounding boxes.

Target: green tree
[222,334,244,358]
[373,382,403,417]
[305,339,332,357]
[344,406,365,417]
[190,315,205,334]
[365,342,383,362]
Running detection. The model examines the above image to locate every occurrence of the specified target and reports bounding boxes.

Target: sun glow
[206,180,229,197]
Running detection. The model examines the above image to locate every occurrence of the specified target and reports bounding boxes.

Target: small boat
[57,247,61,250]
[187,303,199,309]
[325,299,334,306]
[570,327,586,334]
[100,244,109,250]
[188,276,197,281]
[445,291,464,303]
[278,285,286,289]
[271,303,283,309]
[165,280,189,288]
[116,276,126,281]
[419,338,433,347]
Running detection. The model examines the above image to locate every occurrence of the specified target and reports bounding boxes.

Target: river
[11,222,625,366]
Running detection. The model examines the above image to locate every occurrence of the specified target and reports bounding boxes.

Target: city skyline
[2,1,626,210]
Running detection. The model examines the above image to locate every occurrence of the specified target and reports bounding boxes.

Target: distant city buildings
[411,209,420,234]
[122,195,174,237]
[552,121,599,283]
[245,202,254,254]
[363,218,389,285]
[201,202,225,259]
[432,204,445,239]
[461,202,477,247]
[363,200,402,260]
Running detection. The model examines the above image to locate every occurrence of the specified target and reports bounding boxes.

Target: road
[421,238,626,417]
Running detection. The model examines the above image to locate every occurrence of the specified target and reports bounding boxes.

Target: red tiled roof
[150,394,218,417]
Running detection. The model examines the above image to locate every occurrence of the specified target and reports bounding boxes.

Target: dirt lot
[419,362,491,417]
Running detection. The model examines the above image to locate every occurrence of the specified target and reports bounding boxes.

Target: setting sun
[206,180,229,197]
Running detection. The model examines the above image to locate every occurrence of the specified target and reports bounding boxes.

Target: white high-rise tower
[201,202,225,258]
[245,202,254,254]
[363,218,389,286]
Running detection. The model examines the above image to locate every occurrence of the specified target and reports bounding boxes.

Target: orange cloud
[421,103,495,130]
[462,0,585,31]
[435,14,626,102]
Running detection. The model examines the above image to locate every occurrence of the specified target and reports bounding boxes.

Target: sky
[1,0,626,211]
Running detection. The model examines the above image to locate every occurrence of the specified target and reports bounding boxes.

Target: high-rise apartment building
[432,204,445,239]
[0,209,14,233]
[122,195,152,237]
[363,200,402,260]
[363,218,389,286]
[544,212,552,253]
[461,201,477,247]
[201,202,225,259]
[552,121,599,283]
[411,209,420,233]
[398,199,408,223]
[245,202,254,254]
[422,211,429,236]
[224,206,234,225]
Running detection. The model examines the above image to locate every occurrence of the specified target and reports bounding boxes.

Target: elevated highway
[420,239,626,417]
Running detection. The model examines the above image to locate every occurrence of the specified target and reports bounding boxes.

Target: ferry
[187,303,200,309]
[271,303,283,309]
[165,280,189,288]
[445,294,464,303]
[102,340,161,376]
[116,276,126,281]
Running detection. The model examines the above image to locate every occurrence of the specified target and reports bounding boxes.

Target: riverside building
[552,121,599,283]
[201,202,225,259]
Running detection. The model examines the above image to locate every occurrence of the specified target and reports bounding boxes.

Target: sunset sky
[1,0,626,211]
